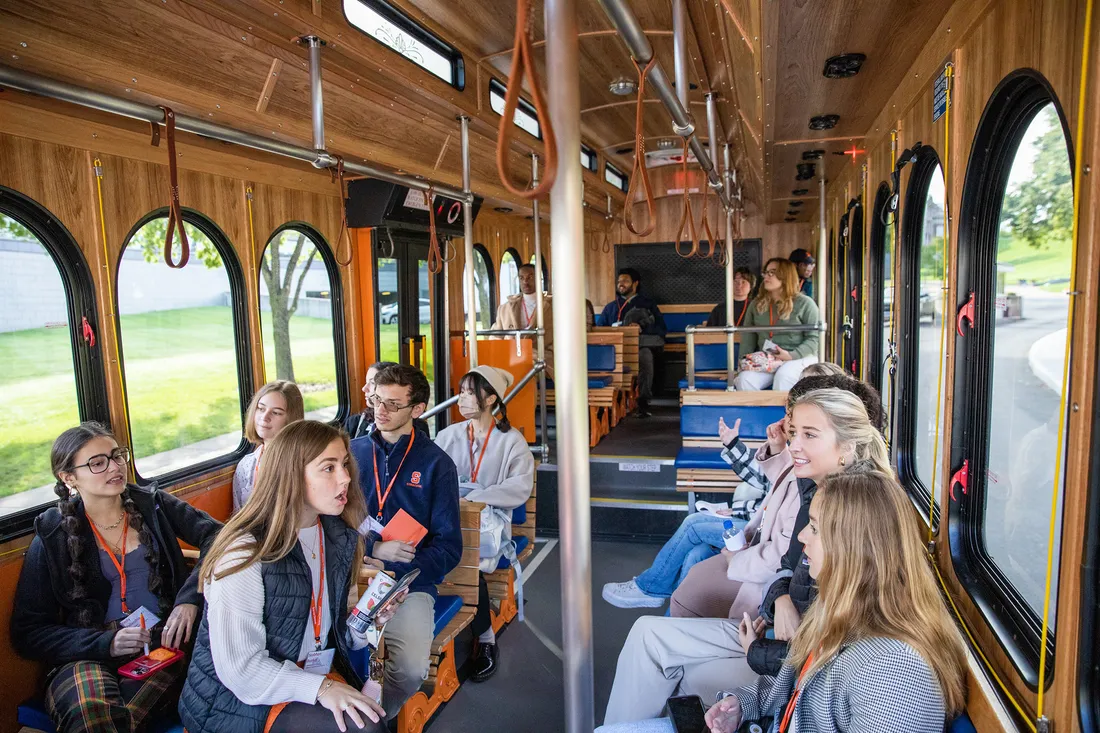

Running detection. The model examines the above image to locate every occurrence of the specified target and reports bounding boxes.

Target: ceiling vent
[823,53,866,79]
[796,163,816,181]
[609,76,638,96]
[801,149,825,160]
[494,206,513,213]
[785,216,797,222]
[789,201,804,207]
[792,188,809,196]
[808,114,840,130]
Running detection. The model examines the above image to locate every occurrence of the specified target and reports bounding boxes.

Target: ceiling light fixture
[809,114,840,131]
[823,53,866,79]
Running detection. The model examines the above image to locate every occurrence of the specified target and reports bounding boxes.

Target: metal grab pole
[545,0,595,727]
[532,154,551,463]
[706,94,721,179]
[817,166,828,360]
[460,115,479,367]
[724,143,736,389]
[302,36,326,153]
[673,0,689,109]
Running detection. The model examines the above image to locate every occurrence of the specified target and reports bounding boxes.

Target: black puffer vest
[178,516,363,733]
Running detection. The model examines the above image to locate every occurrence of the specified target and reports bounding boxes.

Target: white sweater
[205,529,369,707]
[434,421,535,510]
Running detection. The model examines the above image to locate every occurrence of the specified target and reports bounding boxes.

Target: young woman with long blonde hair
[233,380,305,511]
[735,258,822,392]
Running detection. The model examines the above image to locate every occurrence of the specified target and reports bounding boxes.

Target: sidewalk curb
[1028,328,1067,394]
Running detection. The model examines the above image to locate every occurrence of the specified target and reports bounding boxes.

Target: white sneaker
[601,579,665,608]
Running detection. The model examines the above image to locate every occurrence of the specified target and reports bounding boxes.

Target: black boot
[471,641,499,682]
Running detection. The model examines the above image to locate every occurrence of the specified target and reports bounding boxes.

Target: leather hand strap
[624,57,657,237]
[158,106,190,269]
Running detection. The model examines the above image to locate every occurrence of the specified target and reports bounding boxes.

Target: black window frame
[470,243,497,327]
[342,0,466,90]
[834,216,849,360]
[949,70,1073,688]
[581,144,598,173]
[500,246,523,302]
[867,182,893,393]
[843,197,864,376]
[260,223,351,427]
[896,145,944,530]
[1081,340,1100,728]
[605,162,628,193]
[115,208,254,488]
[0,186,111,541]
[488,78,542,140]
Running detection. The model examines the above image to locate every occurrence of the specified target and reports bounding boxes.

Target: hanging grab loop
[157,106,190,269]
[624,56,658,236]
[674,137,700,258]
[496,0,557,199]
[699,175,716,259]
[330,156,353,267]
[425,186,444,274]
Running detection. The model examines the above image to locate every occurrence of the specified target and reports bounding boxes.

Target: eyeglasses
[368,395,414,413]
[73,448,131,474]
[763,269,779,277]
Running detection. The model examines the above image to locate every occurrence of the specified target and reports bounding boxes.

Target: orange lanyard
[372,430,416,520]
[466,421,495,483]
[252,444,264,485]
[734,300,747,327]
[89,518,130,614]
[521,297,534,327]
[616,297,631,322]
[778,652,815,733]
[768,301,775,339]
[308,519,326,650]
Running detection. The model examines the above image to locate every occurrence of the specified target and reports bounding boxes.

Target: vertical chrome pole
[304,36,326,153]
[686,327,697,390]
[672,0,689,108]
[460,115,479,367]
[705,93,720,178]
[442,251,452,403]
[546,0,594,727]
[532,153,550,463]
[724,143,736,390]
[817,164,828,360]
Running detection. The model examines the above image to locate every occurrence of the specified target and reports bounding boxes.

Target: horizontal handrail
[463,328,544,337]
[421,394,460,420]
[420,361,545,419]
[685,322,827,390]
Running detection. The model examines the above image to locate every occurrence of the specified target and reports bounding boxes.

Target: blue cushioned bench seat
[674,446,732,470]
[587,344,616,372]
[949,714,977,733]
[433,594,464,637]
[664,312,709,335]
[680,404,786,441]
[512,503,526,526]
[496,535,531,570]
[19,702,185,733]
[678,378,732,390]
[588,376,614,388]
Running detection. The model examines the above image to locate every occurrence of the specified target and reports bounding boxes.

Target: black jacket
[746,478,818,676]
[178,515,362,733]
[11,485,222,667]
[599,294,668,338]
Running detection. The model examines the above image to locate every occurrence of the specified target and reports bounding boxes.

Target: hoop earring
[838,457,846,467]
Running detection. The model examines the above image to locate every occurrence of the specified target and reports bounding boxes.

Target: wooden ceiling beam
[255,58,284,114]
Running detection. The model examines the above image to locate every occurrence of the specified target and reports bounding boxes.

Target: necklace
[101,511,126,531]
[302,527,320,559]
[90,516,126,555]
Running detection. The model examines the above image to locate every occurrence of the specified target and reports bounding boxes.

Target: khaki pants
[381,591,435,718]
[602,616,759,725]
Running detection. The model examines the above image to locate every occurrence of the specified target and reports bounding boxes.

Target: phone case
[118,647,184,680]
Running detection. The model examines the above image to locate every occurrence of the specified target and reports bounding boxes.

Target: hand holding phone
[665,695,707,733]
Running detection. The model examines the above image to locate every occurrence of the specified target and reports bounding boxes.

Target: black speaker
[346,179,481,236]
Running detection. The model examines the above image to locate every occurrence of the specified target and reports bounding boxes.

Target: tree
[1002,107,1073,250]
[260,231,318,382]
[134,218,223,269]
[0,214,33,240]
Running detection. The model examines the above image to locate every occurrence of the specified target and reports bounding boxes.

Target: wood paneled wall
[819,0,1096,728]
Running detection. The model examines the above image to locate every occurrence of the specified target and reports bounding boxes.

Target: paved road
[913,290,1068,624]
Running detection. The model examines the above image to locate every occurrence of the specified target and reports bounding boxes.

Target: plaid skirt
[44,659,181,733]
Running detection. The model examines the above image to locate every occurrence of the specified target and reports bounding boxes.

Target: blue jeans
[634,512,748,598]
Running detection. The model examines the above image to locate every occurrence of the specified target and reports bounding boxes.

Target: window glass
[581,145,598,172]
[0,213,81,501]
[343,0,461,87]
[983,103,1071,623]
[489,79,541,138]
[881,199,895,410]
[500,249,521,302]
[605,163,628,192]
[117,217,245,478]
[260,228,340,422]
[464,246,493,330]
[913,165,947,507]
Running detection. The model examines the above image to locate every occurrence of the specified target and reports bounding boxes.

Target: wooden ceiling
[0,0,957,224]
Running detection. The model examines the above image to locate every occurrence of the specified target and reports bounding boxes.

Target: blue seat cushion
[19,701,183,733]
[693,343,733,372]
[675,447,731,470]
[433,594,464,637]
[666,335,686,344]
[664,312,709,333]
[948,714,977,733]
[587,344,617,372]
[678,378,731,390]
[588,376,614,389]
[497,535,531,570]
[681,404,786,441]
[511,503,527,525]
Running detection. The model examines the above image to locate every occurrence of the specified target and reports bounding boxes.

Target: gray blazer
[729,637,949,732]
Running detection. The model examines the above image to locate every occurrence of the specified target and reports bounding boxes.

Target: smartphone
[375,567,420,614]
[118,647,184,680]
[664,695,707,733]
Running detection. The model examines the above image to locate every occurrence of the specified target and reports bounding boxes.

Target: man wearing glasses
[349,365,462,719]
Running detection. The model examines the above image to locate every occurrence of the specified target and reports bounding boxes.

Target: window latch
[81,316,96,348]
[949,459,970,502]
[956,291,976,336]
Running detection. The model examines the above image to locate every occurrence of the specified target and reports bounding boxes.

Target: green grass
[0,306,343,497]
[997,232,1072,288]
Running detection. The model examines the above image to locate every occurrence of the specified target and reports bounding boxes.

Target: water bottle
[722,520,746,552]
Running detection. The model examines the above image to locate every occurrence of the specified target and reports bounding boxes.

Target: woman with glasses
[11,422,222,733]
[234,380,305,511]
[735,258,821,392]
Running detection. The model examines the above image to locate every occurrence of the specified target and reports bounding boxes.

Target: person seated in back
[600,364,848,610]
[434,366,535,682]
[599,268,668,417]
[491,263,555,377]
[12,422,221,733]
[179,420,407,733]
[234,380,305,511]
[705,267,756,328]
[344,362,398,440]
[349,364,462,719]
[735,258,821,392]
[789,247,816,297]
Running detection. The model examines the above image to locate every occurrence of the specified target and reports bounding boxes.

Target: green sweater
[739,293,821,359]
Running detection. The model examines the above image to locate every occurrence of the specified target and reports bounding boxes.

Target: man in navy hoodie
[599,268,668,417]
[349,364,461,719]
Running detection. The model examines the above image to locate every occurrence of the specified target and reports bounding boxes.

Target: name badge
[358,515,386,537]
[304,648,335,675]
[120,606,161,629]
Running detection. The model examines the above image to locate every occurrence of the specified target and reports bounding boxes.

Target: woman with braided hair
[11,422,221,733]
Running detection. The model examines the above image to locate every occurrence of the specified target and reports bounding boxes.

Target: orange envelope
[381,509,428,546]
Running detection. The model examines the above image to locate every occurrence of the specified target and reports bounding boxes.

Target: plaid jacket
[720,437,769,494]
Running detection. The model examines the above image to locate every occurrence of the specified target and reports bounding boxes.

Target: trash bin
[1004,293,1023,318]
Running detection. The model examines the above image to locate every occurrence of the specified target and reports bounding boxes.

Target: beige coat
[491,293,554,377]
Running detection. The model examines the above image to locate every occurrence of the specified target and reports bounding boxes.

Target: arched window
[951,73,1074,682]
[0,188,108,524]
[530,253,549,292]
[464,244,495,330]
[500,248,522,302]
[842,198,864,376]
[867,182,894,396]
[116,211,251,482]
[897,149,947,528]
[259,225,348,423]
